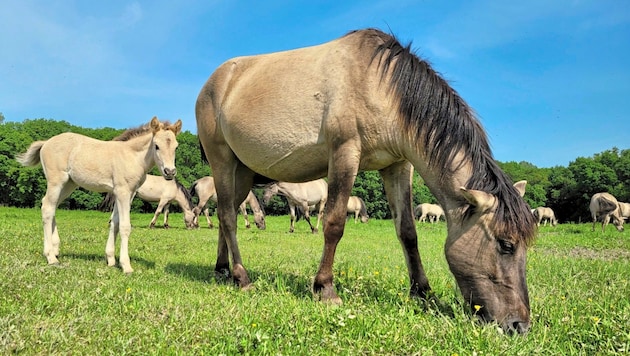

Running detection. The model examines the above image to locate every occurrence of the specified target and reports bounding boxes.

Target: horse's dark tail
[189,181,199,198]
[98,192,116,212]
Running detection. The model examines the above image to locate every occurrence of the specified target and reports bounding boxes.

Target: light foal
[17,117,182,273]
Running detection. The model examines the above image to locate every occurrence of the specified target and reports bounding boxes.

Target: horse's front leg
[240,203,251,229]
[114,195,133,274]
[162,203,170,229]
[313,145,359,304]
[380,161,430,299]
[302,203,317,234]
[288,205,296,233]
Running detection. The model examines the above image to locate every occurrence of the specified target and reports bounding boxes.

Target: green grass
[1,207,629,355]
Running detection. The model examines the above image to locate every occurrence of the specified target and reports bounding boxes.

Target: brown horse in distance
[195,28,537,333]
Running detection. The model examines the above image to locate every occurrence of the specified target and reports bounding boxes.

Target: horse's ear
[460,187,495,212]
[513,180,527,197]
[170,119,183,135]
[150,116,161,133]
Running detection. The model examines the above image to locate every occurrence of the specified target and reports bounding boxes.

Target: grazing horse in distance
[618,201,630,221]
[262,179,328,233]
[17,117,182,273]
[101,174,199,229]
[532,207,557,227]
[347,196,369,223]
[590,192,624,232]
[414,203,444,223]
[195,28,537,333]
[189,176,266,230]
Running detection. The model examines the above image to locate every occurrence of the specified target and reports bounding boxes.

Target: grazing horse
[189,176,266,230]
[532,207,557,227]
[262,179,328,233]
[590,192,625,232]
[347,196,369,223]
[17,117,182,273]
[414,203,444,223]
[195,28,537,333]
[618,202,630,221]
[102,174,199,229]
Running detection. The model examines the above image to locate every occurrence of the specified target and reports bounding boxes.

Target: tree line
[1,116,628,223]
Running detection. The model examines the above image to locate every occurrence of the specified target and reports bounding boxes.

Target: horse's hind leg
[41,178,77,265]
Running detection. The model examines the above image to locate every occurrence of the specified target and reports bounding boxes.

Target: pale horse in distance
[16,117,182,273]
[189,176,266,230]
[262,179,328,233]
[347,196,369,223]
[532,207,557,227]
[101,174,199,229]
[414,203,444,223]
[589,192,625,232]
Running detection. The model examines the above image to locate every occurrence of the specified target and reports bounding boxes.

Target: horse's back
[196,30,400,182]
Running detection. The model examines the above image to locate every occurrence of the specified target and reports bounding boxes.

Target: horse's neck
[246,192,262,213]
[174,188,193,211]
[126,132,156,171]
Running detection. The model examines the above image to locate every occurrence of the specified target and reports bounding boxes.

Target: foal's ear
[513,180,527,197]
[460,187,495,212]
[170,119,183,135]
[149,116,161,132]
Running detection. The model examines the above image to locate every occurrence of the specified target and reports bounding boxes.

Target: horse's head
[183,208,198,229]
[262,183,279,206]
[149,116,182,180]
[445,181,535,334]
[611,213,625,232]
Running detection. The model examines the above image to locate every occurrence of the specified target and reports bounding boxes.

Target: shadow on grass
[164,262,314,299]
[61,252,156,270]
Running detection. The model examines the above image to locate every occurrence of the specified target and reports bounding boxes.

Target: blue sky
[1,1,628,168]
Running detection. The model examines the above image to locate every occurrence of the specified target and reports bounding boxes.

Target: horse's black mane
[176,179,195,210]
[357,28,536,244]
[112,120,174,142]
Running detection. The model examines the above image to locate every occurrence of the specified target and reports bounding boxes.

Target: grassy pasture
[1,207,629,355]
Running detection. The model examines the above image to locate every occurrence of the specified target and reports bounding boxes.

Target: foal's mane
[112,121,174,142]
[357,28,536,245]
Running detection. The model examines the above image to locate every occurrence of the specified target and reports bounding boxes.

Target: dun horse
[532,207,557,227]
[101,174,199,229]
[262,179,328,233]
[195,29,537,333]
[590,192,625,232]
[189,176,266,230]
[347,196,369,223]
[17,117,182,273]
[414,203,444,223]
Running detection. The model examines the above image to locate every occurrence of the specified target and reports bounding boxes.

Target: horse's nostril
[509,319,530,335]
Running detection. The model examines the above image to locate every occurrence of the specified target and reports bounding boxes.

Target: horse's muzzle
[163,168,177,180]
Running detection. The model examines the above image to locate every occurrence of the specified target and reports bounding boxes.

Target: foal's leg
[115,194,134,273]
[107,202,120,267]
[41,179,77,264]
[149,201,166,229]
[380,161,430,299]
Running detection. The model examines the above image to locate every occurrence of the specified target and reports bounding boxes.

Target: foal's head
[149,116,182,180]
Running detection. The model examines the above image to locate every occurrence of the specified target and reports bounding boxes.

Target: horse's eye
[498,239,515,255]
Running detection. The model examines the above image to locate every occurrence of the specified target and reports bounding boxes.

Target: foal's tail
[15,140,46,167]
